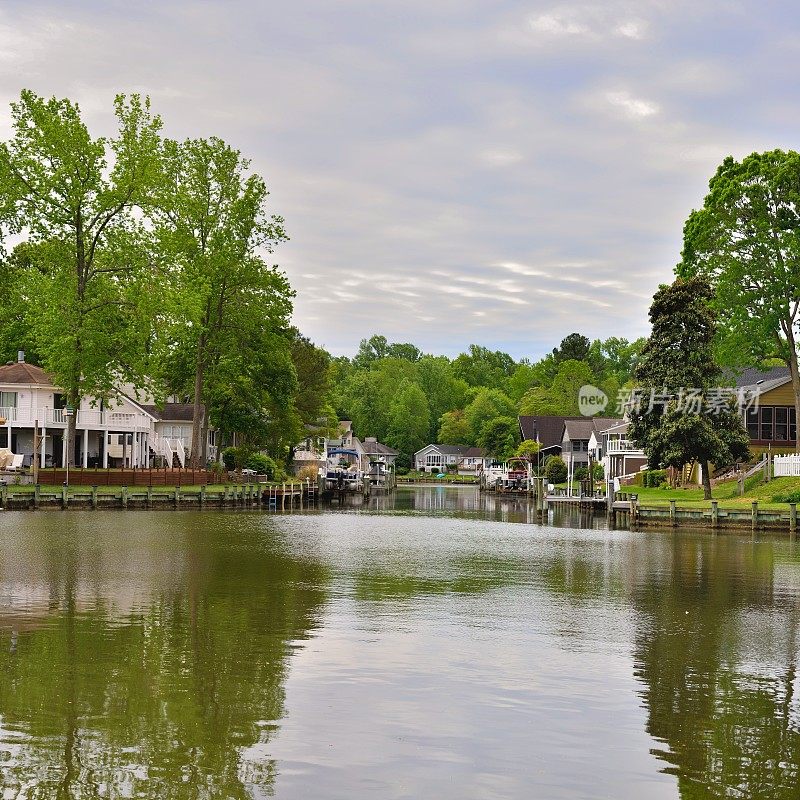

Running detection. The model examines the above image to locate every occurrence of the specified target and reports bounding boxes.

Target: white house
[413,444,491,475]
[0,353,214,469]
[590,421,647,480]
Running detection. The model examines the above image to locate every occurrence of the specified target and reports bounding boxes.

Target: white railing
[175,439,186,468]
[605,438,642,453]
[0,406,16,422]
[774,454,800,477]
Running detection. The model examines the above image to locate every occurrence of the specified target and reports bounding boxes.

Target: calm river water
[1,486,799,798]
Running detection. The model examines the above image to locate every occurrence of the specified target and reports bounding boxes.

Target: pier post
[200,485,206,507]
[146,486,152,508]
[751,501,758,533]
[61,484,68,510]
[33,484,40,509]
[711,501,718,530]
[121,486,128,509]
[91,485,98,509]
[790,503,797,538]
[0,483,7,509]
[281,482,286,510]
[174,486,180,508]
[669,500,676,528]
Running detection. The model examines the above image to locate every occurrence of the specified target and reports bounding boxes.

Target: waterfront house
[294,422,398,476]
[591,421,647,480]
[518,416,584,461]
[560,417,620,469]
[413,444,491,475]
[736,367,797,455]
[0,352,214,469]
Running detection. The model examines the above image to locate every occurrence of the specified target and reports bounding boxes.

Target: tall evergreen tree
[628,277,750,499]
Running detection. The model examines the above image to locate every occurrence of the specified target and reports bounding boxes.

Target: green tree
[552,333,591,363]
[545,455,568,484]
[452,344,515,390]
[0,90,163,464]
[437,409,472,446]
[464,388,516,440]
[519,360,598,416]
[152,135,292,466]
[386,380,430,467]
[416,355,468,440]
[516,439,541,459]
[627,277,750,499]
[353,334,389,368]
[477,416,520,460]
[678,150,800,449]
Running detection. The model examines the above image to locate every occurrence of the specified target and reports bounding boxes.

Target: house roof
[563,417,620,442]
[359,439,399,456]
[518,416,585,450]
[0,361,54,386]
[730,366,790,388]
[414,444,488,458]
[139,403,197,422]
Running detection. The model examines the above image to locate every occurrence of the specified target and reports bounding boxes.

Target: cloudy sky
[0,1,796,359]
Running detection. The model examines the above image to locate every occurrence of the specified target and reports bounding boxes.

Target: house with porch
[561,417,620,469]
[589,421,647,480]
[737,367,797,455]
[0,353,213,469]
[413,444,491,475]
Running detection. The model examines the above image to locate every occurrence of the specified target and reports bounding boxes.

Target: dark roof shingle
[0,361,53,386]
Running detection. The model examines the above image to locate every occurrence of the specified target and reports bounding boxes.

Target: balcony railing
[605,439,643,453]
[0,407,152,429]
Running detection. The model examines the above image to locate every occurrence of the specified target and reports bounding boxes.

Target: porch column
[82,428,89,468]
[103,430,109,468]
[41,425,47,468]
[145,433,150,467]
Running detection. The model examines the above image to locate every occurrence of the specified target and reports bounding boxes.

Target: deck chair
[7,454,24,472]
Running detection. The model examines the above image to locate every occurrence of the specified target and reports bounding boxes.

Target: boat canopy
[328,448,360,458]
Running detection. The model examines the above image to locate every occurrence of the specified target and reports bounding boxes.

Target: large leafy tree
[152,136,292,466]
[463,388,516,440]
[386,380,430,468]
[452,344,516,391]
[628,277,750,498]
[678,150,800,449]
[0,90,162,463]
[477,416,520,460]
[437,409,472,446]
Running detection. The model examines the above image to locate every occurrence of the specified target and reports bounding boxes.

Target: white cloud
[605,90,660,119]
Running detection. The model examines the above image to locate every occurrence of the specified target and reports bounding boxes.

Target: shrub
[592,463,604,481]
[644,469,667,488]
[221,447,238,470]
[545,455,568,484]
[296,465,319,482]
[244,452,273,475]
[395,465,409,475]
[772,490,800,504]
[574,466,590,482]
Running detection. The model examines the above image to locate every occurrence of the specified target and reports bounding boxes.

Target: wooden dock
[0,481,320,511]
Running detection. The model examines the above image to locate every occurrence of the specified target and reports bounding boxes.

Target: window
[775,407,789,441]
[746,408,759,440]
[0,391,17,408]
[760,407,773,441]
[572,440,582,451]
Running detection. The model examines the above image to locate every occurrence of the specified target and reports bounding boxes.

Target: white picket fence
[774,454,800,477]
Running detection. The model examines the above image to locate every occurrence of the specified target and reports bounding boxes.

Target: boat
[323,448,364,492]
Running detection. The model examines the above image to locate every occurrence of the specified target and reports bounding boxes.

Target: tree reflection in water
[0,513,330,799]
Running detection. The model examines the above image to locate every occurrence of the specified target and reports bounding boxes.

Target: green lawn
[626,476,800,511]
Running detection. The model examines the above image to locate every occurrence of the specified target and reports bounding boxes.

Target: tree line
[331,333,644,467]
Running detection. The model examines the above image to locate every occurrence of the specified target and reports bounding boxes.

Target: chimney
[17,351,24,363]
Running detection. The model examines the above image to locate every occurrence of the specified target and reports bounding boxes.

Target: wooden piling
[174,486,180,507]
[61,484,68,510]
[711,501,718,530]
[146,486,152,508]
[200,485,206,507]
[791,503,797,537]
[669,499,676,527]
[91,485,98,509]
[752,501,758,532]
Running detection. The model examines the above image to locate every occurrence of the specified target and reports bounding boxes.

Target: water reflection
[0,513,329,798]
[346,485,609,529]
[0,503,799,798]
